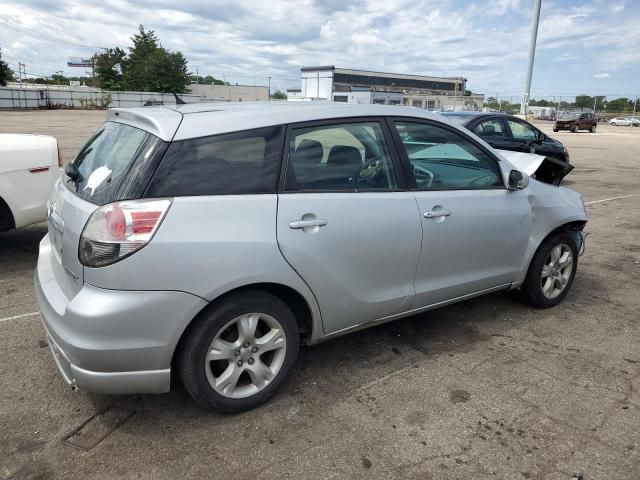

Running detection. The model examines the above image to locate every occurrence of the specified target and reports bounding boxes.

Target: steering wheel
[413,165,434,188]
[469,174,497,187]
[356,157,388,188]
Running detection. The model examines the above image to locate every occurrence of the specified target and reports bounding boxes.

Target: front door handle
[289,219,328,229]
[423,209,451,219]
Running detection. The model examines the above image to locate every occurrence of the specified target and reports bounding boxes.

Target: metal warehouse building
[289,66,483,111]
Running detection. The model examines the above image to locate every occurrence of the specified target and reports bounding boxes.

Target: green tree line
[484,95,638,114]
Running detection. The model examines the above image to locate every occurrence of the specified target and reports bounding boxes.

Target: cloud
[594,73,610,78]
[0,0,637,97]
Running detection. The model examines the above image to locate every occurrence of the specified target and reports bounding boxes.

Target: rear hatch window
[66,121,165,205]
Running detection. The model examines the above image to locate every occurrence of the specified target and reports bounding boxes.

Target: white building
[288,66,483,110]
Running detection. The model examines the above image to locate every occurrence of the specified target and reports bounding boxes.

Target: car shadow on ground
[0,224,47,255]
[4,225,604,430]
[81,290,546,428]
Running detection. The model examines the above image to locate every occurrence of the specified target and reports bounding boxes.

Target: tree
[574,95,593,111]
[191,74,224,85]
[94,48,127,90]
[94,25,191,92]
[484,96,499,110]
[607,97,632,114]
[271,89,287,100]
[0,52,15,86]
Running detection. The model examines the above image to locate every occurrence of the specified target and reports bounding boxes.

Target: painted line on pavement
[0,311,39,323]
[585,193,640,205]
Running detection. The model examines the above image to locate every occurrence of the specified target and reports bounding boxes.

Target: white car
[609,117,632,126]
[0,134,62,232]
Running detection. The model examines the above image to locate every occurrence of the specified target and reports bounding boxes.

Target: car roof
[107,102,446,141]
[441,111,509,118]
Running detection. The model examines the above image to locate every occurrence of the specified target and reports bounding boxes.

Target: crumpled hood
[496,149,574,186]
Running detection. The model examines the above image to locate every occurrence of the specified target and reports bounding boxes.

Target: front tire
[571,124,578,133]
[521,231,578,308]
[178,291,300,412]
[590,124,596,133]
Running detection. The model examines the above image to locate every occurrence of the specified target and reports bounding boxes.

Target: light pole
[521,0,542,116]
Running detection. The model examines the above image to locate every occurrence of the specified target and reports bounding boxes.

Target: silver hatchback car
[35,103,587,412]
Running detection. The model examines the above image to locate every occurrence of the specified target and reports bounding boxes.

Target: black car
[441,112,570,163]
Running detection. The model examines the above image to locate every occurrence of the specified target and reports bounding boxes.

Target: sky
[0,0,638,100]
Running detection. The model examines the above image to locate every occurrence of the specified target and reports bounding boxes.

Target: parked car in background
[441,111,570,163]
[35,103,587,412]
[609,117,633,126]
[554,112,597,133]
[0,134,63,232]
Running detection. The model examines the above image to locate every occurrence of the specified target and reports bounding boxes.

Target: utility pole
[267,75,271,101]
[18,62,25,88]
[521,0,542,116]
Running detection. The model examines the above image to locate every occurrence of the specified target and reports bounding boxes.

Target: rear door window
[146,126,284,197]
[283,121,398,191]
[68,121,162,205]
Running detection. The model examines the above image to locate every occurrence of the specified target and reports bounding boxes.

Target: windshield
[559,113,578,120]
[67,121,162,205]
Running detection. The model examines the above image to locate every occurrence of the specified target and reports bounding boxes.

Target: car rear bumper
[34,234,208,394]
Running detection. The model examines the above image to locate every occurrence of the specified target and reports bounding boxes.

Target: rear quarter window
[145,126,284,197]
[68,121,163,205]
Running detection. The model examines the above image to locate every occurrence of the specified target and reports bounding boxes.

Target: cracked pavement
[1,111,639,479]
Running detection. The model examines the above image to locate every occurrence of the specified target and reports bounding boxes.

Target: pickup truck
[0,134,63,232]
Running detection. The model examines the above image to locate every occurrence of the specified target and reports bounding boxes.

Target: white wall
[300,70,333,99]
[188,84,268,102]
[0,87,206,109]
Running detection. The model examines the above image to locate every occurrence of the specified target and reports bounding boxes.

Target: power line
[0,21,107,50]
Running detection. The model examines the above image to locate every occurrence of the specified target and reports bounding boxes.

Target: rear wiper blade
[64,162,83,183]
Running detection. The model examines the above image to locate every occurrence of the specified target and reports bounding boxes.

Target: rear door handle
[423,210,451,219]
[289,219,328,229]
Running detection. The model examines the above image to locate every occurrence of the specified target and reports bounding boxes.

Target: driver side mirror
[537,131,546,142]
[508,170,529,191]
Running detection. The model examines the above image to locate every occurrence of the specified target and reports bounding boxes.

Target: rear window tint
[67,121,161,205]
[145,126,284,197]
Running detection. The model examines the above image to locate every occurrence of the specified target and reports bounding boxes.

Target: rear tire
[521,231,578,308]
[178,291,300,412]
[553,128,559,132]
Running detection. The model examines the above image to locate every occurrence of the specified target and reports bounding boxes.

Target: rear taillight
[79,199,172,267]
[56,141,63,167]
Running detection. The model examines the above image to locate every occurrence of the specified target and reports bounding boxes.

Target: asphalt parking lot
[1,110,639,479]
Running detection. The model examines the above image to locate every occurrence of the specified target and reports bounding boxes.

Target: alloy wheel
[204,312,287,399]
[540,243,574,299]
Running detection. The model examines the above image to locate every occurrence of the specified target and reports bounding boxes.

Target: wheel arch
[171,282,316,378]
[517,219,586,287]
[0,195,16,232]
